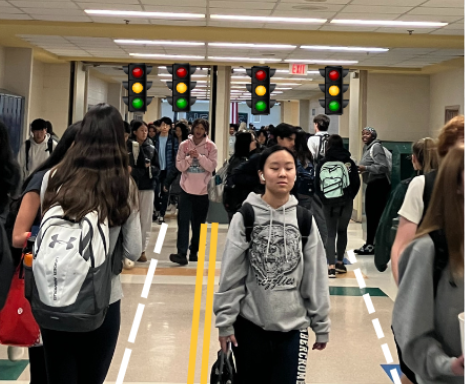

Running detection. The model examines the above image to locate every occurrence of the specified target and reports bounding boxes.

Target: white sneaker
[7,346,24,361]
[123,258,135,270]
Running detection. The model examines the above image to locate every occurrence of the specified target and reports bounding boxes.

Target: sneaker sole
[336,269,347,273]
[329,275,336,278]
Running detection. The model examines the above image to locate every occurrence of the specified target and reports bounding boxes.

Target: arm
[17,143,27,183]
[393,239,459,381]
[390,216,417,284]
[300,217,331,343]
[307,136,318,160]
[349,160,361,198]
[366,144,389,175]
[164,167,180,189]
[176,142,192,172]
[197,144,218,173]
[121,210,142,262]
[12,191,40,248]
[213,212,249,337]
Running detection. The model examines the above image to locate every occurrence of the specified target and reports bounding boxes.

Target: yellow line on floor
[200,223,219,384]
[187,224,208,384]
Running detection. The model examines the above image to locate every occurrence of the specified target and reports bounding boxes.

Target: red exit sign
[289,63,308,75]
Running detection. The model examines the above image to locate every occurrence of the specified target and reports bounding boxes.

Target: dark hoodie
[315,147,360,200]
[127,139,160,191]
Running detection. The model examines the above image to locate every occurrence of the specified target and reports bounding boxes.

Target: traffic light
[122,64,153,113]
[318,66,349,115]
[245,66,276,115]
[166,64,197,112]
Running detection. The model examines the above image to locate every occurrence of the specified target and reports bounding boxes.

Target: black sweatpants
[232,316,309,384]
[177,190,209,256]
[365,178,391,245]
[28,346,48,384]
[155,170,170,217]
[324,201,353,265]
[41,300,121,384]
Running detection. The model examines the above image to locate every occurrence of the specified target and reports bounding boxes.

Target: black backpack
[25,137,54,171]
[314,133,330,166]
[239,203,312,248]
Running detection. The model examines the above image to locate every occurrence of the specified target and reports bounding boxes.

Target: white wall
[367,73,430,142]
[429,67,464,136]
[87,71,109,108]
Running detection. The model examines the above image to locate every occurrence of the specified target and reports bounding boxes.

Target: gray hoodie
[392,236,464,384]
[359,139,390,184]
[213,193,331,343]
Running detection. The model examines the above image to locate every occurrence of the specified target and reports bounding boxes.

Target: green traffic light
[255,101,267,112]
[176,98,188,109]
[132,98,144,109]
[328,100,340,112]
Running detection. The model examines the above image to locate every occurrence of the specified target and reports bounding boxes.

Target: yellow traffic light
[329,85,340,96]
[132,82,144,94]
[176,82,188,94]
[255,85,267,97]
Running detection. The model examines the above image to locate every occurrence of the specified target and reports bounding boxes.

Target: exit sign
[289,63,308,75]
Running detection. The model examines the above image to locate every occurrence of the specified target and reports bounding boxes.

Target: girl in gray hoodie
[214,146,331,384]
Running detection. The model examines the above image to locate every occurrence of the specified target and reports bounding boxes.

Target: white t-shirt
[307,132,329,162]
[398,175,425,225]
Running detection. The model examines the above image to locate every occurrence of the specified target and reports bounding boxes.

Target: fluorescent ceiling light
[161,79,207,83]
[208,56,281,62]
[85,10,205,19]
[210,15,326,24]
[158,74,208,78]
[284,59,358,64]
[130,53,205,59]
[271,91,283,94]
[331,19,447,27]
[275,87,292,90]
[115,39,204,46]
[209,43,296,49]
[301,45,388,52]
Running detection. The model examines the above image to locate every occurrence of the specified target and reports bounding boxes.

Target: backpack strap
[239,202,255,243]
[25,139,31,171]
[429,230,449,298]
[296,206,312,248]
[422,170,437,222]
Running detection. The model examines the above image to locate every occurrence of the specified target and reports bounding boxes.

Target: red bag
[0,262,40,347]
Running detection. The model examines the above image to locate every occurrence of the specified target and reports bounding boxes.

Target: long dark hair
[22,121,82,192]
[234,132,253,158]
[294,130,313,166]
[175,122,189,141]
[43,104,131,226]
[0,120,20,213]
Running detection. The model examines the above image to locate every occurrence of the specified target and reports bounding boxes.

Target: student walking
[169,119,217,265]
[214,146,330,384]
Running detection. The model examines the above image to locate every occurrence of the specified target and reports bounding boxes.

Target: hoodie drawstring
[264,205,289,268]
[283,206,288,263]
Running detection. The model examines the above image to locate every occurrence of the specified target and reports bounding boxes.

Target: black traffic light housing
[122,63,153,113]
[318,66,349,115]
[245,66,276,115]
[166,64,197,112]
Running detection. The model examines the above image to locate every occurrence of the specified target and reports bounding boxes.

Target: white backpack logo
[319,161,350,200]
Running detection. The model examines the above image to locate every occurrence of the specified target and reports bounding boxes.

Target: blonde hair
[417,144,464,277]
[412,137,439,174]
[437,115,464,159]
[239,122,247,132]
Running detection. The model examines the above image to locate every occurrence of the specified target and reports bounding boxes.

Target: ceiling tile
[10,1,78,8]
[270,10,336,18]
[30,15,91,22]
[0,6,24,13]
[77,3,143,11]
[141,0,206,5]
[397,14,463,22]
[0,13,32,19]
[280,0,350,3]
[143,5,206,12]
[431,28,464,35]
[0,0,13,5]
[208,8,271,16]
[421,0,464,7]
[20,7,85,15]
[351,0,424,5]
[374,27,437,34]
[342,5,414,13]
[334,12,399,20]
[148,20,206,26]
[210,1,275,9]
[409,7,464,16]
[319,26,379,32]
[89,16,150,23]
[274,3,345,11]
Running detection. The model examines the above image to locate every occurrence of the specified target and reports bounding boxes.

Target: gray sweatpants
[139,190,154,252]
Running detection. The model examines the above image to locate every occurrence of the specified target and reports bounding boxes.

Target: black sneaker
[336,262,347,274]
[170,253,188,266]
[354,244,367,254]
[328,268,336,278]
[152,211,159,222]
[158,216,165,225]
[358,244,375,255]
[189,253,198,262]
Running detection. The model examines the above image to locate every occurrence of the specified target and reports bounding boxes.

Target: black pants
[232,316,309,384]
[41,300,121,384]
[28,346,48,384]
[177,190,209,256]
[155,170,170,217]
[365,178,391,245]
[324,201,353,265]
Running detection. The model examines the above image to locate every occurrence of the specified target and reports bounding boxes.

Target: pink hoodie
[176,135,218,195]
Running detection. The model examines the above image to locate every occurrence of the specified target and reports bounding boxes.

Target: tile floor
[0,213,400,383]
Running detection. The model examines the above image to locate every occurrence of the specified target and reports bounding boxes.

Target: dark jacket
[229,153,264,196]
[153,132,179,172]
[315,147,360,200]
[127,139,160,191]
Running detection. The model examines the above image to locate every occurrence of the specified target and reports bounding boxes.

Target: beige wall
[429,67,464,136]
[0,46,5,89]
[29,59,44,123]
[280,100,299,126]
[367,73,430,142]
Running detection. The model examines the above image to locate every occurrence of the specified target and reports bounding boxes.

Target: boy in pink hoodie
[170,118,218,265]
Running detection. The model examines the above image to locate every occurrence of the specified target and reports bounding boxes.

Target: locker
[0,89,25,156]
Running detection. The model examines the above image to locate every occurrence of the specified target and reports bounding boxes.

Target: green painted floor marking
[330,286,387,297]
[0,359,28,380]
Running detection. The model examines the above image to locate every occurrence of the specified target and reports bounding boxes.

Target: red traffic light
[255,70,267,81]
[176,67,187,78]
[132,67,143,78]
[329,70,340,81]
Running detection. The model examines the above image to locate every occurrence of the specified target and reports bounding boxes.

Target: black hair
[45,121,55,135]
[22,121,82,192]
[192,118,209,134]
[230,123,239,132]
[175,122,189,141]
[0,120,20,213]
[268,123,296,147]
[257,129,269,146]
[131,120,146,133]
[160,116,173,126]
[295,130,313,166]
[234,132,253,158]
[327,134,344,151]
[313,114,330,132]
[31,118,47,131]
[258,145,297,172]
[124,121,131,135]
[153,119,161,127]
